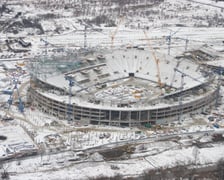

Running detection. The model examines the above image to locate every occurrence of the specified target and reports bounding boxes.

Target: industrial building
[28,47,219,127]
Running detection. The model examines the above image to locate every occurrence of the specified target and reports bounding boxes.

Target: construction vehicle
[213,123,220,128]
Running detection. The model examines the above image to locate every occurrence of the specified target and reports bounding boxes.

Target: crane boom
[174,67,204,83]
[111,17,124,49]
[143,31,162,88]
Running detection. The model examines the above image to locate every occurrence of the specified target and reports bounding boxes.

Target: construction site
[29,45,219,127]
[0,0,224,179]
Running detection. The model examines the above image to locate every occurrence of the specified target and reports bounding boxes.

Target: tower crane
[7,77,24,113]
[173,68,189,122]
[143,30,163,88]
[174,67,220,120]
[78,20,104,49]
[173,67,205,121]
[178,73,185,122]
[216,66,222,107]
[40,37,50,57]
[110,17,124,49]
[65,75,75,122]
[166,28,181,55]
[78,21,91,50]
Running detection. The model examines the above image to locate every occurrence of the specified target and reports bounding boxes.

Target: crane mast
[65,75,75,122]
[166,28,181,55]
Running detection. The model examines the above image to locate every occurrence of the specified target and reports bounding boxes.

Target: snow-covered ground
[0,125,37,160]
[0,0,224,179]
[4,134,224,180]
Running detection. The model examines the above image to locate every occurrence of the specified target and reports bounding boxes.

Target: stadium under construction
[28,46,220,127]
